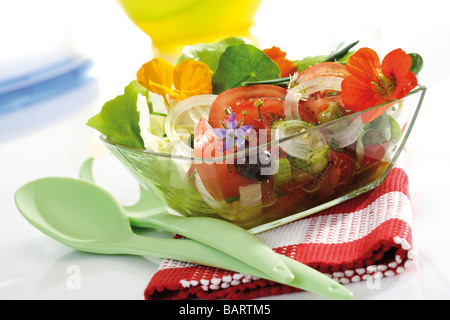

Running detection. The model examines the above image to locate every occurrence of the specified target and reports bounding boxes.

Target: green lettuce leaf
[86,80,147,149]
[294,41,359,72]
[294,55,328,73]
[177,37,248,72]
[294,51,355,73]
[212,44,280,94]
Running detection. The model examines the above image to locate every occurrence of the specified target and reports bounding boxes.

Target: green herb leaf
[86,80,147,149]
[225,196,240,203]
[293,41,359,72]
[324,40,359,62]
[242,77,290,87]
[177,37,248,72]
[212,44,280,94]
[408,53,424,75]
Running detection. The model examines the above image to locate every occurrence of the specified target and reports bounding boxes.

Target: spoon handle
[121,233,352,300]
[80,157,294,284]
[133,213,295,284]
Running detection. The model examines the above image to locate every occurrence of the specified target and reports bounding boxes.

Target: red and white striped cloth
[144,156,414,300]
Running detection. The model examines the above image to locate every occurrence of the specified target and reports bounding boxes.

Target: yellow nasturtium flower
[137,58,213,105]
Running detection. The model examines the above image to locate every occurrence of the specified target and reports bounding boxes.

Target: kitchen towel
[144,158,413,300]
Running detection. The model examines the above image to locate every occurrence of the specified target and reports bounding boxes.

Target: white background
[1,0,449,299]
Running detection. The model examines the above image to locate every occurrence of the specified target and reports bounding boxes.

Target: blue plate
[0,57,98,143]
[0,56,93,116]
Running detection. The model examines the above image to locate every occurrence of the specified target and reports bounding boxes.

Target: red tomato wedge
[297,62,350,82]
[315,151,355,197]
[208,85,287,130]
[295,62,350,123]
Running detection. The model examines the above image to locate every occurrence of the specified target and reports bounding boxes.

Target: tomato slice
[330,151,355,186]
[296,62,350,123]
[231,97,286,132]
[299,91,345,123]
[297,62,350,82]
[208,85,287,130]
[363,142,387,165]
[315,151,355,197]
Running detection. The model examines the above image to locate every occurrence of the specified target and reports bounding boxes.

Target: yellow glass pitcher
[116,0,262,55]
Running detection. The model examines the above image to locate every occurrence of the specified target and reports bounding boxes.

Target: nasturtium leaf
[86,80,147,149]
[212,44,280,94]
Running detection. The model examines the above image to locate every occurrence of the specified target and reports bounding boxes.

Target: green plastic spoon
[79,158,296,283]
[14,177,353,300]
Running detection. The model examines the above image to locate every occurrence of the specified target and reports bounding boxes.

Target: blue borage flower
[213,113,253,151]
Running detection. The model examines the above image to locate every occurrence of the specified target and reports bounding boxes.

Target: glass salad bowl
[100,85,426,233]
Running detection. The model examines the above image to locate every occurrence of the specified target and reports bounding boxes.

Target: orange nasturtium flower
[137,58,213,105]
[341,47,417,112]
[263,46,298,77]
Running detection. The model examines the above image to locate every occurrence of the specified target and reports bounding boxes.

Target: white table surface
[1,0,450,300]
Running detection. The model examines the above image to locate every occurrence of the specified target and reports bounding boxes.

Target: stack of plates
[0,56,97,143]
[0,56,92,116]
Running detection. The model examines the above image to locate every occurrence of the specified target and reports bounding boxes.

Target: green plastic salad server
[14,177,353,300]
[78,157,294,284]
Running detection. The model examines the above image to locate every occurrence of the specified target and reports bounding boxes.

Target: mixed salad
[87,37,423,228]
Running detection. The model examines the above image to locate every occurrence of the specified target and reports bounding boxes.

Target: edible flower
[263,46,298,77]
[341,47,417,112]
[213,113,253,151]
[137,58,213,105]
